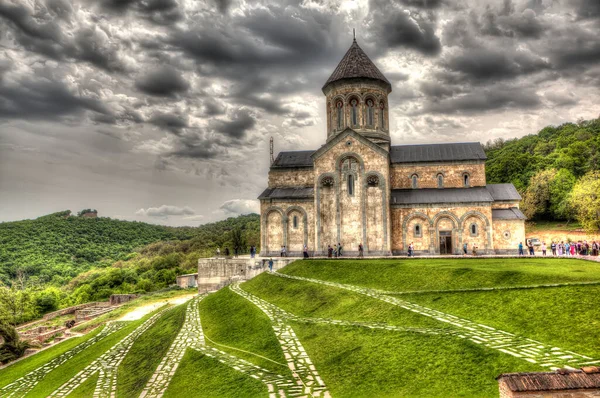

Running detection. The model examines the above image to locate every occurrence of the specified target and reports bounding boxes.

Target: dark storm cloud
[366,0,442,56]
[98,0,183,24]
[135,66,190,97]
[399,0,444,8]
[148,112,188,133]
[443,48,550,82]
[213,0,232,14]
[546,26,600,70]
[478,6,547,39]
[210,109,255,139]
[572,0,600,19]
[0,66,111,120]
[203,100,226,116]
[422,85,541,114]
[0,1,127,72]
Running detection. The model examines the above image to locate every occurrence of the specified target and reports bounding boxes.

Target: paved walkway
[140,296,304,398]
[272,272,599,370]
[48,308,169,398]
[0,323,124,398]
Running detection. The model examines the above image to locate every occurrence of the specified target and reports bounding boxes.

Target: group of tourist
[519,240,599,256]
[326,243,344,258]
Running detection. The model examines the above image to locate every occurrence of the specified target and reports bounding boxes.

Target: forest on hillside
[484,117,600,231]
[0,212,259,324]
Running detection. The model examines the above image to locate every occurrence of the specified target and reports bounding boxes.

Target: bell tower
[322,38,392,150]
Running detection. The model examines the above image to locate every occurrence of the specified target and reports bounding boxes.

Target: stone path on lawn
[0,322,124,398]
[230,282,333,397]
[140,296,310,398]
[48,307,169,398]
[272,272,600,370]
[384,280,600,295]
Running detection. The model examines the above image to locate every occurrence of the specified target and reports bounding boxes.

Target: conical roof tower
[323,38,391,93]
[323,38,392,150]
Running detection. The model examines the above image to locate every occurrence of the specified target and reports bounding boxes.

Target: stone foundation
[197,257,298,293]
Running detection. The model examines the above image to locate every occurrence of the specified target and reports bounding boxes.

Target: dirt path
[118,294,196,321]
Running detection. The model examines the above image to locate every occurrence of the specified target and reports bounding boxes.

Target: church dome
[322,39,391,93]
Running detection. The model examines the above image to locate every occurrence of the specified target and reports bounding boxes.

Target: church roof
[391,187,494,205]
[492,208,526,220]
[258,187,314,200]
[271,151,314,168]
[390,142,487,164]
[486,183,522,201]
[323,39,391,91]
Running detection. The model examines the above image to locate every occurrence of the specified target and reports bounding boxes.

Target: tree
[569,171,600,232]
[521,169,557,220]
[231,227,246,253]
[0,323,38,364]
[549,168,576,220]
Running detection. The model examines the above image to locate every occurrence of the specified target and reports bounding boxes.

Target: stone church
[259,39,525,256]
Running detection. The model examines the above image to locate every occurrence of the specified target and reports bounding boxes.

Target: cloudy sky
[1,0,599,226]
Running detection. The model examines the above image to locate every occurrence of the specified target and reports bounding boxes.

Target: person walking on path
[358,243,364,257]
[551,241,556,256]
[328,245,333,258]
[558,242,563,256]
[571,243,576,256]
[337,243,343,257]
[518,242,524,256]
[303,245,309,259]
[463,243,468,256]
[592,241,599,256]
[216,247,221,257]
[408,242,414,257]
[225,247,230,257]
[541,242,547,256]
[472,243,478,256]
[528,241,534,256]
[268,258,274,272]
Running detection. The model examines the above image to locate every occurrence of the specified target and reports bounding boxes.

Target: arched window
[379,102,385,129]
[470,223,478,236]
[414,224,422,237]
[366,99,374,127]
[347,174,354,196]
[411,174,418,189]
[293,215,298,229]
[437,174,444,188]
[350,98,358,126]
[336,101,343,130]
[463,173,470,187]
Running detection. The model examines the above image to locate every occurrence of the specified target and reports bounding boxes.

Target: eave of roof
[492,208,526,220]
[390,142,487,164]
[391,187,494,205]
[258,187,314,200]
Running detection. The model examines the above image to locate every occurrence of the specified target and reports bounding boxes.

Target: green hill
[0,212,259,324]
[484,117,600,225]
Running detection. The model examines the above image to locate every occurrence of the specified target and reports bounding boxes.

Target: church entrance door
[439,231,452,254]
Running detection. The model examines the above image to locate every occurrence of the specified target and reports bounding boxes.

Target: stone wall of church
[314,134,390,254]
[268,168,314,187]
[260,200,315,256]
[492,219,525,253]
[390,162,486,189]
[391,204,493,254]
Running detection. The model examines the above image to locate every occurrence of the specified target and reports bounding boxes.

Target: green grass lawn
[242,273,444,329]
[0,326,104,389]
[280,258,600,291]
[163,349,267,398]
[3,258,599,397]
[116,304,187,397]
[402,285,600,358]
[292,322,542,397]
[199,287,291,375]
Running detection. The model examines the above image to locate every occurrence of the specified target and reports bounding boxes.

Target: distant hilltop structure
[258,37,525,256]
[77,209,98,218]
